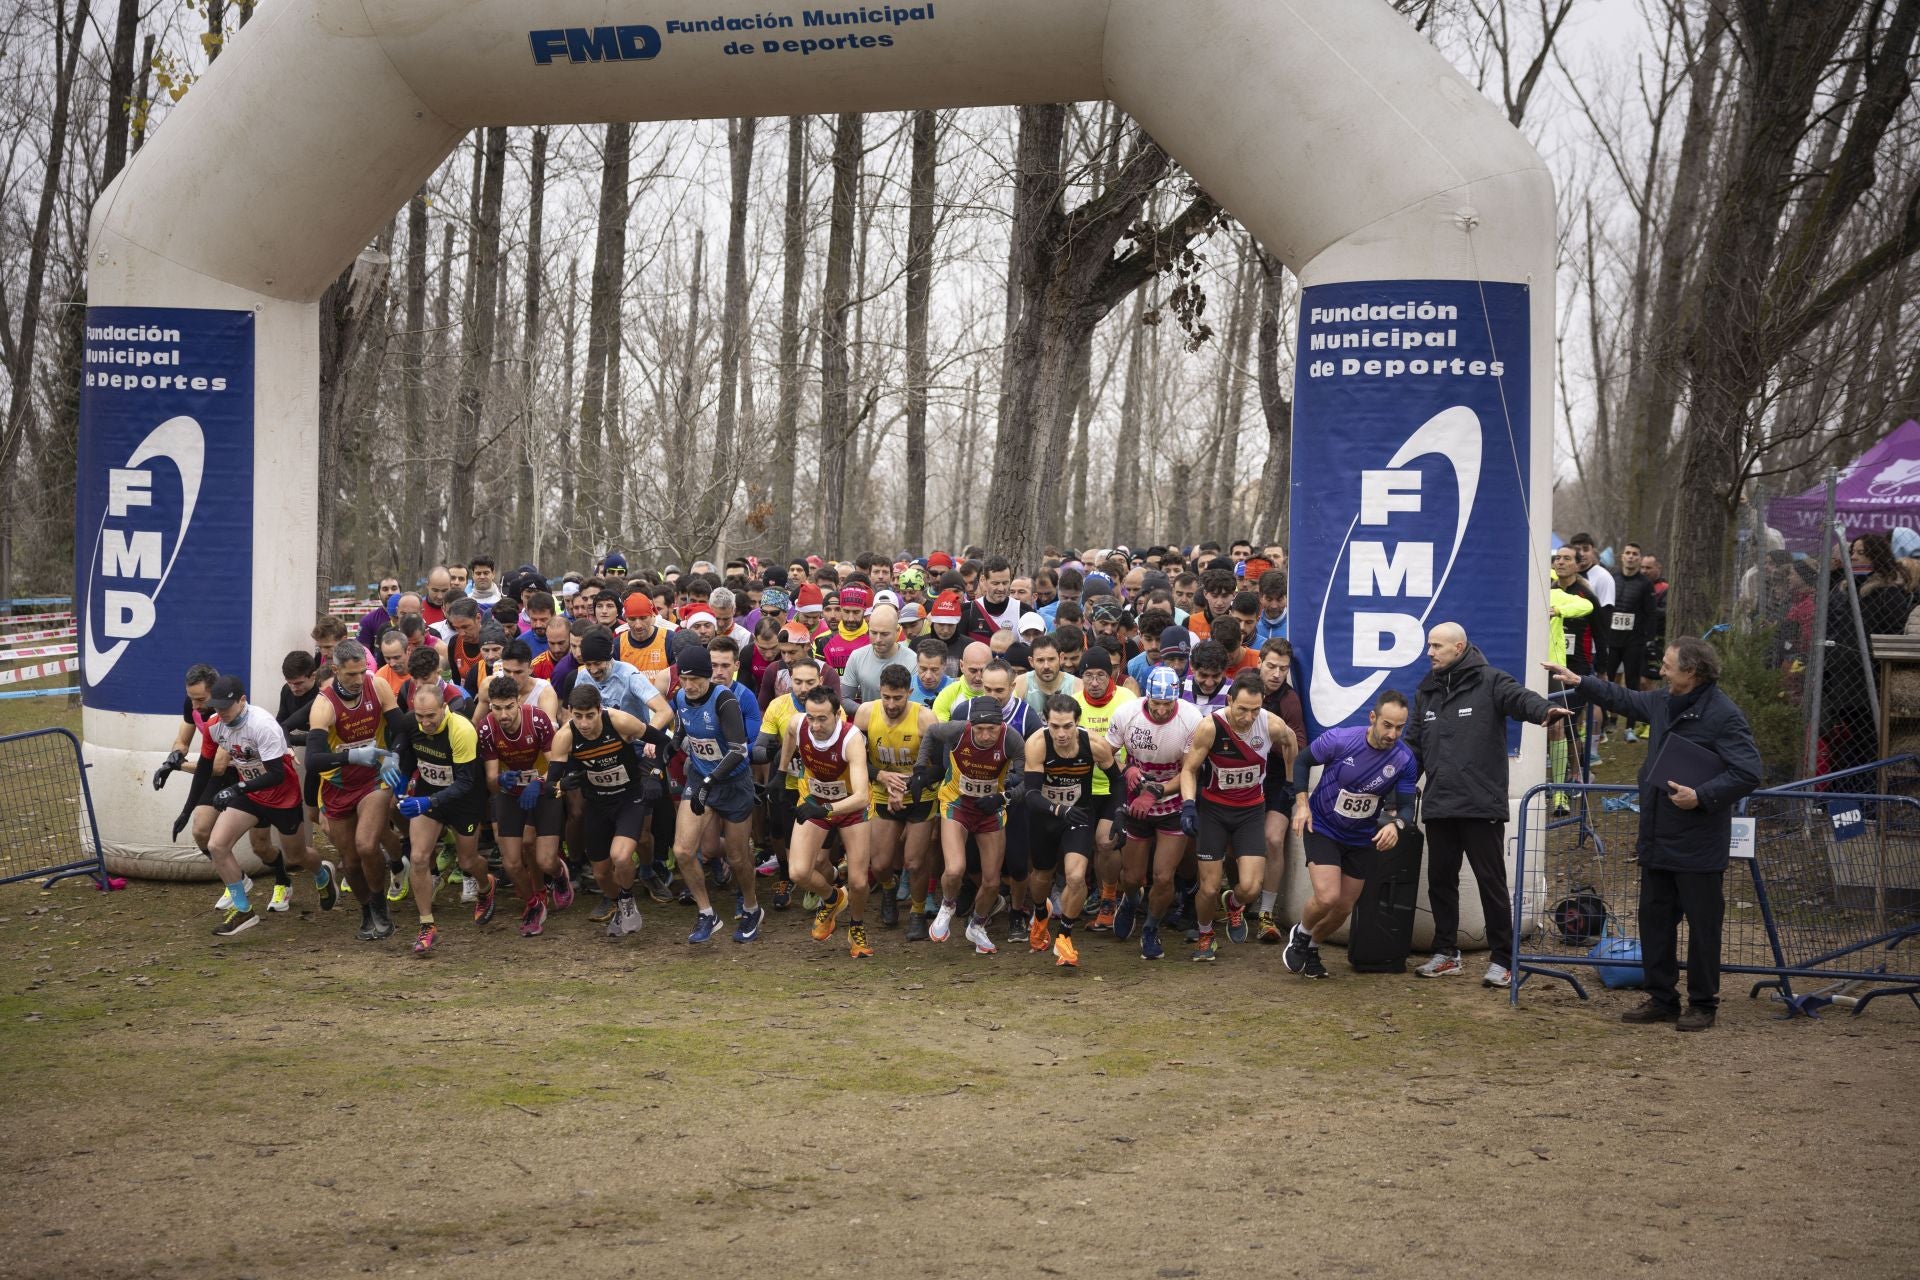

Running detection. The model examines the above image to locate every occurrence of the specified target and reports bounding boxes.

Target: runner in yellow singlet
[853,664,937,939]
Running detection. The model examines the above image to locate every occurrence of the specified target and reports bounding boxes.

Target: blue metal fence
[0,727,112,891]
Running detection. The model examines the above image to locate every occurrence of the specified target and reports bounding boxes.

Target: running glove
[974,793,1006,816]
[380,757,406,793]
[496,769,522,791]
[1179,799,1198,837]
[518,777,543,811]
[398,796,432,819]
[794,797,830,823]
[688,777,710,817]
[152,750,185,791]
[211,786,241,810]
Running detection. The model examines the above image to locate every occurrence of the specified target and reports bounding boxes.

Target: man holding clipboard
[1544,636,1762,1030]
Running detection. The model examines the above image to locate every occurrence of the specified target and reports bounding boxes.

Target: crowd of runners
[150,539,1575,980]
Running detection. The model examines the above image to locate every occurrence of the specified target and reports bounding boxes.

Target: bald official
[1404,623,1569,986]
[842,603,914,706]
[933,641,994,721]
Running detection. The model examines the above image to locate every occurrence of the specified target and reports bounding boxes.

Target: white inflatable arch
[81,0,1554,948]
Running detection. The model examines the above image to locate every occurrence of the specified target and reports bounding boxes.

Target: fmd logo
[530,25,662,65]
[1309,405,1481,728]
[83,415,203,685]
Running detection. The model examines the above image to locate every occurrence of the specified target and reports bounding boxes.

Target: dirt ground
[2,875,1915,1280]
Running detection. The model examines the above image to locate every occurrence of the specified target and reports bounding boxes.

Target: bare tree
[820,112,862,556]
[901,109,937,552]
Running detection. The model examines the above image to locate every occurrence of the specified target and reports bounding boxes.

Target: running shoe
[710,856,735,889]
[1191,930,1218,962]
[267,884,293,914]
[1092,896,1117,933]
[550,863,575,911]
[771,879,794,911]
[589,895,618,924]
[368,901,396,940]
[1028,905,1051,953]
[1139,922,1164,961]
[686,909,722,945]
[904,912,930,943]
[1257,912,1283,945]
[1302,947,1329,979]
[214,876,255,912]
[387,860,410,903]
[357,902,378,941]
[930,902,956,943]
[1113,891,1140,941]
[756,854,780,876]
[1416,951,1463,978]
[732,905,765,943]
[317,861,339,912]
[1221,891,1247,944]
[1053,933,1079,968]
[641,868,675,905]
[964,919,997,955]
[879,887,900,929]
[608,897,643,938]
[412,923,438,956]
[1007,908,1030,946]
[211,908,258,939]
[473,873,498,926]
[1282,924,1311,974]
[1624,727,1639,743]
[460,875,480,905]
[802,891,822,913]
[1483,962,1512,989]
[521,896,548,937]
[811,887,849,942]
[848,923,873,959]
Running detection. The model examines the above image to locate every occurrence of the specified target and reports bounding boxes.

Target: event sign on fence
[75,308,254,715]
[1289,279,1532,742]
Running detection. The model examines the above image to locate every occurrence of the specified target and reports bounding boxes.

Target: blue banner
[1290,280,1532,747]
[76,307,254,715]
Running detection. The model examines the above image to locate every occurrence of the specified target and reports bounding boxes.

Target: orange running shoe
[1053,933,1079,968]
[1093,895,1118,933]
[1028,904,1052,952]
[810,886,848,942]
[848,923,873,959]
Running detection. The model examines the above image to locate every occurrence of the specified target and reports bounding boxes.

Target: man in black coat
[1546,636,1763,1030]
[1405,624,1571,986]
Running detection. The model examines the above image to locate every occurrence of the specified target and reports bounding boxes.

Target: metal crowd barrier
[1506,757,1920,1019]
[0,727,112,891]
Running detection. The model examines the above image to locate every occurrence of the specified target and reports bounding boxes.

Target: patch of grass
[0,692,80,739]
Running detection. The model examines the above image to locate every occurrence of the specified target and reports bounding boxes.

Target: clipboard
[1646,731,1724,792]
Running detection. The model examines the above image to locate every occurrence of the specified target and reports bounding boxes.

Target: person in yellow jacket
[1547,551,1597,813]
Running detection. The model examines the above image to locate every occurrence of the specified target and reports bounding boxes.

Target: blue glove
[212,786,241,810]
[380,756,406,793]
[1179,799,1198,837]
[518,776,543,811]
[398,795,432,819]
[497,769,522,791]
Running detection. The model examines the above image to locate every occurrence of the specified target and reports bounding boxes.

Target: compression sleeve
[712,695,749,778]
[305,735,350,774]
[1293,747,1315,797]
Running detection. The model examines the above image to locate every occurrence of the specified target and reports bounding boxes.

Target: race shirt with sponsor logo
[1305,725,1417,847]
[209,704,301,810]
[1107,699,1202,818]
[478,705,555,795]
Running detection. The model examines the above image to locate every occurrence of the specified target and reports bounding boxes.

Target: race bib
[810,778,849,802]
[234,757,265,781]
[1043,783,1080,809]
[343,734,374,750]
[959,774,997,798]
[1610,611,1636,632]
[1214,764,1261,791]
[1334,788,1379,820]
[587,762,630,788]
[689,737,722,761]
[419,760,453,787]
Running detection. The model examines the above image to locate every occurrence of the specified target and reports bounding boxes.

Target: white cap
[683,609,717,628]
[1018,611,1047,635]
[559,582,581,597]
[874,589,901,609]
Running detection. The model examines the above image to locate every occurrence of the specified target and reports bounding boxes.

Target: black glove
[754,781,770,807]
[795,797,831,823]
[974,792,1006,816]
[212,786,241,810]
[689,776,710,817]
[170,812,190,842]
[152,750,185,791]
[907,767,932,798]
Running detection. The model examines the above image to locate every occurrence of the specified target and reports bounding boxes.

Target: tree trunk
[819,112,862,558]
[988,105,1222,569]
[398,192,429,580]
[902,109,937,554]
[1251,251,1291,546]
[103,0,139,184]
[580,121,631,555]
[1215,240,1258,534]
[514,126,548,560]
[700,116,757,557]
[767,116,808,565]
[551,261,578,569]
[1111,294,1148,543]
[1067,347,1093,550]
[131,33,155,154]
[0,0,90,603]
[445,126,506,557]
